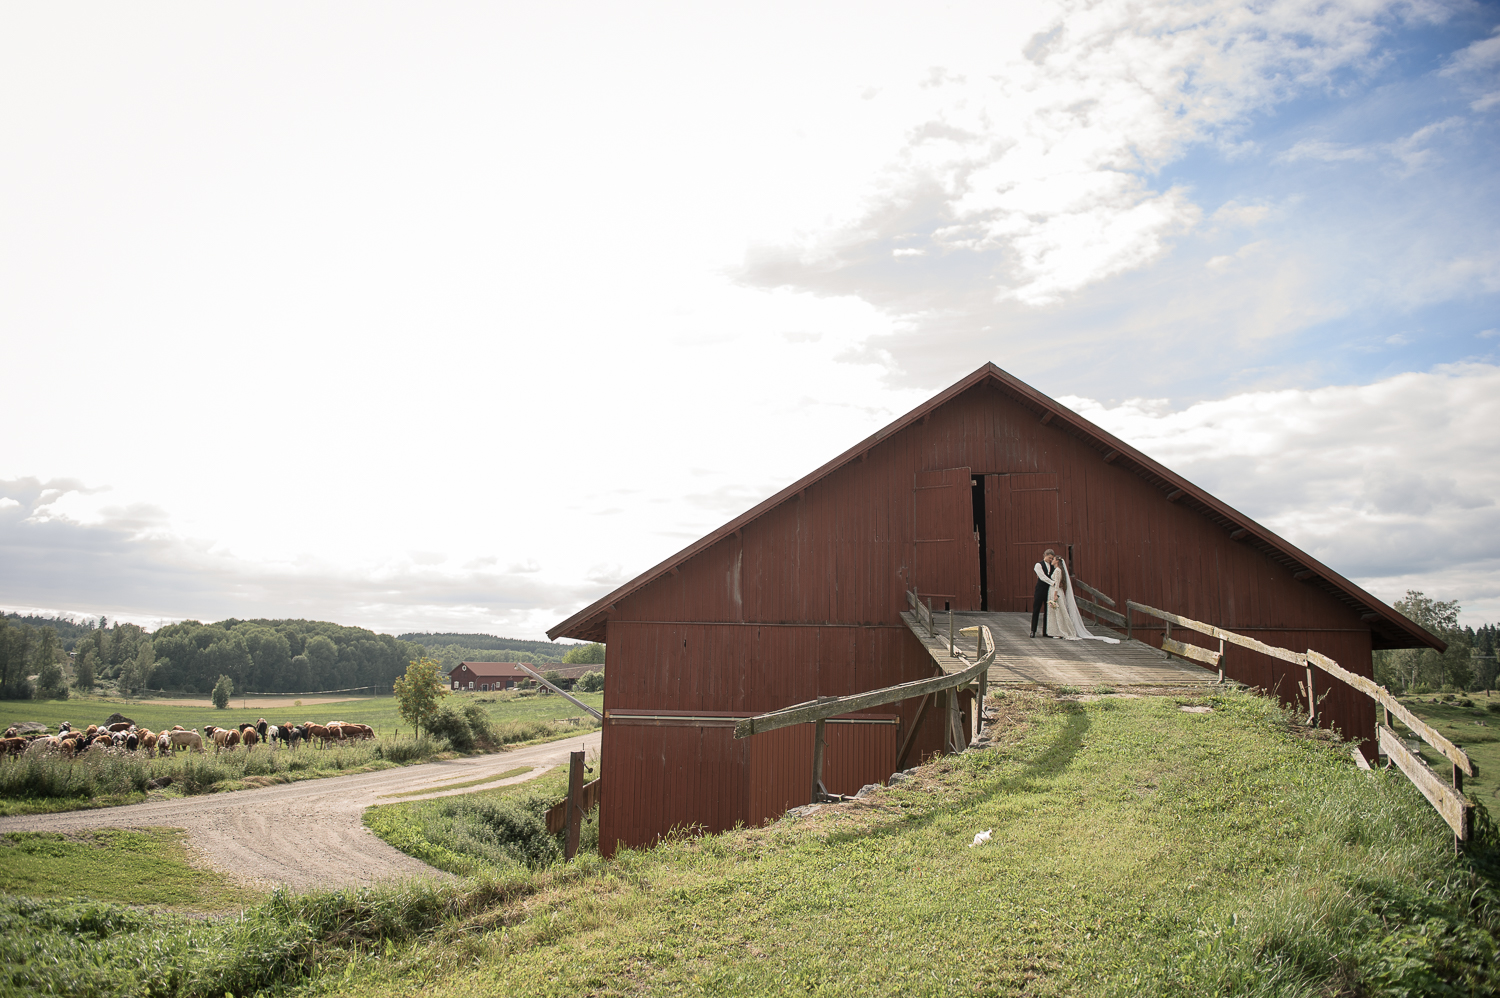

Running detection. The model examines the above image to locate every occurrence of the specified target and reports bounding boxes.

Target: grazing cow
[166,729,204,753]
[302,722,332,748]
[2,727,15,739]
[0,737,27,756]
[240,728,259,749]
[58,722,72,735]
[256,717,269,741]
[140,730,158,752]
[85,724,99,738]
[107,722,133,733]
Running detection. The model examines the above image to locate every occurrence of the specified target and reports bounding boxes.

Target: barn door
[912,468,981,610]
[985,473,1062,612]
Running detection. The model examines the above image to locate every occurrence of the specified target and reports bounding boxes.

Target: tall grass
[0,738,445,809]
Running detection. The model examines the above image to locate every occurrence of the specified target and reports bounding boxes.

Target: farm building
[446,661,596,692]
[548,362,1444,856]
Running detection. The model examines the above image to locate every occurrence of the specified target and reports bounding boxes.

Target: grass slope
[1400,692,1500,806]
[2,688,1496,996]
[348,688,1499,996]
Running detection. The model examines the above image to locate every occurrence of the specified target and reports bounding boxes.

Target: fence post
[811,719,828,801]
[565,750,584,860]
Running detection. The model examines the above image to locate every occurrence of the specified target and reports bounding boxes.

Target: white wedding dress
[1048,561,1120,644]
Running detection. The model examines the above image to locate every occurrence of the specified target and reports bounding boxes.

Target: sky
[2,0,1497,639]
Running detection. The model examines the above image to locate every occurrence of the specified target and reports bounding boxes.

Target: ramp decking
[900,610,1221,687]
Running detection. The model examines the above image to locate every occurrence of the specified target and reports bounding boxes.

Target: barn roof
[548,362,1443,653]
[448,661,597,680]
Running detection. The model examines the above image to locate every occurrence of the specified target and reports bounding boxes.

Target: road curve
[0,730,601,891]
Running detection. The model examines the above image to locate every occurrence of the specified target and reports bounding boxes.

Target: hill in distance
[398,632,580,656]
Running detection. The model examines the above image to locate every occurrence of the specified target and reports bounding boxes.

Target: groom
[1031,549,1057,638]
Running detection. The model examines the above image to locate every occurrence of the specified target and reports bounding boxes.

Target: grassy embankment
[0,691,602,816]
[3,687,1499,996]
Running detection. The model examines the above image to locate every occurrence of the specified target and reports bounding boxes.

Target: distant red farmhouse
[447,661,596,692]
[549,363,1444,856]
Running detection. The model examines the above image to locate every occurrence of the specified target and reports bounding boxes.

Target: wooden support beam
[565,750,585,860]
[811,718,829,800]
[1077,597,1127,627]
[1161,636,1222,669]
[1103,449,1120,464]
[514,663,605,721]
[1360,612,1381,623]
[1292,569,1315,581]
[1378,724,1472,843]
[735,628,995,739]
[1072,578,1116,607]
[1305,661,1318,726]
[1039,411,1054,425]
[1165,489,1185,502]
[1229,528,1248,540]
[895,693,933,770]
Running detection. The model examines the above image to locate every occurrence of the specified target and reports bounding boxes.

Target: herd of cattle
[1,717,377,758]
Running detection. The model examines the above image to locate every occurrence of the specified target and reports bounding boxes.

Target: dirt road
[0,730,601,891]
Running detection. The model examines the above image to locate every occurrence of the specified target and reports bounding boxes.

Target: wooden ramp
[901,610,1220,687]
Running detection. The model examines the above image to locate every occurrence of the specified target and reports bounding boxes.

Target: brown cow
[0,737,26,756]
[302,723,332,748]
[240,728,259,749]
[108,722,133,733]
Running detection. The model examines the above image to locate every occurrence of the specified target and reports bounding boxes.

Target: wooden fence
[1126,600,1476,850]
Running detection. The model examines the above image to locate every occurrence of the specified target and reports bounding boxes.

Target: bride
[1048,558,1120,644]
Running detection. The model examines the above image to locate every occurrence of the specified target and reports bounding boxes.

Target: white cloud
[1060,362,1500,624]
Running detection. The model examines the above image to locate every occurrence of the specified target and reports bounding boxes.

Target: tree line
[1,613,605,699]
[1373,591,1498,694]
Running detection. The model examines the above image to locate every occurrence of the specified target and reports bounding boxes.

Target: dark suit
[1031,561,1054,636]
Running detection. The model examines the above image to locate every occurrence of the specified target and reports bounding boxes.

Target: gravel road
[0,730,601,891]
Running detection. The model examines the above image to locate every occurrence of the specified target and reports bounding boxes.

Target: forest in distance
[0,613,605,700]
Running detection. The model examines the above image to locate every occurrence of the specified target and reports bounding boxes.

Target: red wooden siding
[573,370,1413,854]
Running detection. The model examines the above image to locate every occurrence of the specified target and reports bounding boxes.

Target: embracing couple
[1030,549,1119,644]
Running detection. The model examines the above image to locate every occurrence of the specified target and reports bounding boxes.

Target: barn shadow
[821,702,1091,848]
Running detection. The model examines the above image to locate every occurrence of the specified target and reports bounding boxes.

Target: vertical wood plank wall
[598,379,1378,854]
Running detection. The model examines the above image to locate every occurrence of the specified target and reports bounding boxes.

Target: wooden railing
[1073,578,1127,628]
[1126,600,1476,849]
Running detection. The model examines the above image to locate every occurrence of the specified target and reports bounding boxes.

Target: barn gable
[552,362,1440,854]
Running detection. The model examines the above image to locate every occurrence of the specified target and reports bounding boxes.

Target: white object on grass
[970,829,992,847]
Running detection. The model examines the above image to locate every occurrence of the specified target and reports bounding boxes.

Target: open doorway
[972,476,988,611]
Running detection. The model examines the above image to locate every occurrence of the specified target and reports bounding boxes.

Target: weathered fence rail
[1127,600,1475,849]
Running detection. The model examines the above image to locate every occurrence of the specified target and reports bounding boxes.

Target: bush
[1487,702,1500,715]
[427,704,476,752]
[577,670,604,693]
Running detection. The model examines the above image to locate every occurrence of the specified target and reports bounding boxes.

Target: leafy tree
[393,656,447,738]
[119,640,157,695]
[211,674,233,709]
[31,629,66,699]
[1376,591,1475,692]
[0,617,34,700]
[576,670,604,693]
[74,646,96,691]
[562,643,605,665]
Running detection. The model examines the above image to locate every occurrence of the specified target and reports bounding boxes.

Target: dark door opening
[971,476,988,611]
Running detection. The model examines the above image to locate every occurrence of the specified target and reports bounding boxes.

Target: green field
[0,691,602,815]
[1399,691,1500,804]
[3,687,1496,996]
[0,689,602,741]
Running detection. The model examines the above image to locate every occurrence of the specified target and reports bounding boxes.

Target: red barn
[446,662,597,692]
[549,363,1443,855]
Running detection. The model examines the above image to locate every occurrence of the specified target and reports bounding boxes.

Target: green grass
[343,688,1500,996]
[378,765,535,798]
[5,688,1497,996]
[363,766,594,876]
[1399,693,1500,805]
[0,829,247,911]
